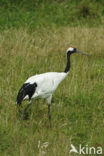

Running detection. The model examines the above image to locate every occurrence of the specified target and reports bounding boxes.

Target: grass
[0,26,104,155]
[0,0,104,30]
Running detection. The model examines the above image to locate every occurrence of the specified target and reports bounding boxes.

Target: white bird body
[24,72,67,101]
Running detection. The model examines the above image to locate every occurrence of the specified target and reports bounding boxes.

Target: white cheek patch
[67,47,74,52]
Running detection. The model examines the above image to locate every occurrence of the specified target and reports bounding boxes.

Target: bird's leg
[47,95,52,127]
[48,104,51,128]
[20,100,32,121]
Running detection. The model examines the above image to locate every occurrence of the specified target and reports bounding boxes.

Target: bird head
[66,47,88,55]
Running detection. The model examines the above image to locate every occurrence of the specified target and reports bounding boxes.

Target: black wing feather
[16,82,37,106]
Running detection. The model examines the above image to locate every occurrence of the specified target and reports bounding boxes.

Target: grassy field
[0,26,104,155]
[0,0,104,155]
[0,0,104,29]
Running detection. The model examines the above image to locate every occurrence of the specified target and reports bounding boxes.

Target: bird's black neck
[64,54,71,73]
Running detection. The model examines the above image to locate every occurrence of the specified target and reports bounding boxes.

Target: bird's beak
[76,50,88,55]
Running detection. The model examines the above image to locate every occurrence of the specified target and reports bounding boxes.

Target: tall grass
[0,26,104,155]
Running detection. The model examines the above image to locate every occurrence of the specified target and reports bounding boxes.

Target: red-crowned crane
[16,47,87,126]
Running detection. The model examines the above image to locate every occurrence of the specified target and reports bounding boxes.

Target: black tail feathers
[16,85,27,106]
[16,82,37,106]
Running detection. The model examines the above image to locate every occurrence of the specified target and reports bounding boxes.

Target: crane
[16,47,87,126]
